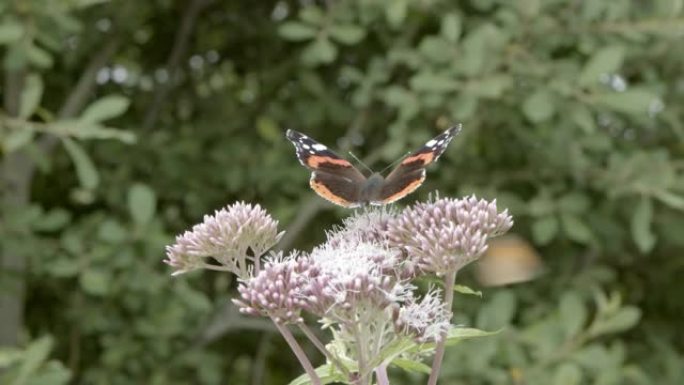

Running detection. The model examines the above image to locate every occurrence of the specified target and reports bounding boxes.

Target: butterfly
[286,125,462,208]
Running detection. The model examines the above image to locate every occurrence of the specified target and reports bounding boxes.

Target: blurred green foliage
[1,0,683,384]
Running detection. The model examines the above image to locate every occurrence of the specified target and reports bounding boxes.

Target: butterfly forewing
[310,171,363,208]
[286,129,367,182]
[286,129,366,206]
[375,125,462,204]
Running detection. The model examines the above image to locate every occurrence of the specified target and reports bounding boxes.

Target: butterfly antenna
[379,151,411,175]
[348,152,374,174]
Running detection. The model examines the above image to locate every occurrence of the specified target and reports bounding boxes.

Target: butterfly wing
[286,129,366,207]
[375,125,462,204]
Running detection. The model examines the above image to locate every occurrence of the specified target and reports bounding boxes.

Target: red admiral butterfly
[286,125,462,207]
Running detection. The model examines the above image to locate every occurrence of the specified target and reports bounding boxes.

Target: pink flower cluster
[233,254,310,324]
[387,195,513,273]
[164,202,283,276]
[165,195,513,343]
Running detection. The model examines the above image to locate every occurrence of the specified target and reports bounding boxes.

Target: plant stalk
[426,270,457,385]
[273,320,321,385]
[298,323,352,379]
[375,361,390,385]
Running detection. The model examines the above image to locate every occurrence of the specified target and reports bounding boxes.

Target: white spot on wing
[426,139,437,147]
[312,143,327,151]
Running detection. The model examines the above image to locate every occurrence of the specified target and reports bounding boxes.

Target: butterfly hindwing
[310,171,362,208]
[377,169,426,204]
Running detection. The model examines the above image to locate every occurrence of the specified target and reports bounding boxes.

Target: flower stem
[352,321,369,385]
[273,320,321,385]
[375,361,390,385]
[426,270,457,385]
[298,323,352,379]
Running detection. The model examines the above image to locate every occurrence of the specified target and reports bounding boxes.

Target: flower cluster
[325,207,394,247]
[164,202,283,276]
[387,195,513,273]
[233,253,309,324]
[393,290,451,343]
[164,194,513,385]
[303,240,408,319]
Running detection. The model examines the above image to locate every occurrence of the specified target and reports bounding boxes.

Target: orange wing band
[306,156,353,169]
[310,179,357,207]
[401,152,435,167]
[381,174,426,204]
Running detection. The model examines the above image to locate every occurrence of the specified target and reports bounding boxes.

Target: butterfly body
[287,125,461,207]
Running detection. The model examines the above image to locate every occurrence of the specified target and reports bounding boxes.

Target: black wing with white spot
[286,129,366,206]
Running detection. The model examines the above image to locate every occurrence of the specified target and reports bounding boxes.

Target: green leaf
[531,215,559,245]
[559,292,587,337]
[19,74,43,118]
[560,214,593,244]
[477,291,516,329]
[553,362,583,385]
[418,37,454,64]
[73,0,110,8]
[454,284,483,297]
[256,116,280,141]
[4,43,27,70]
[278,21,318,41]
[13,336,54,385]
[3,128,35,153]
[579,45,625,86]
[80,95,130,123]
[528,193,555,216]
[62,138,99,190]
[466,74,512,98]
[654,190,684,211]
[416,327,500,354]
[558,192,590,214]
[441,13,462,42]
[50,120,136,143]
[287,364,345,385]
[33,209,71,232]
[590,306,641,336]
[299,6,325,25]
[517,0,541,17]
[391,358,431,374]
[97,219,128,243]
[631,197,656,253]
[79,270,111,296]
[449,93,479,120]
[523,90,555,123]
[592,89,660,115]
[570,104,596,133]
[47,258,80,278]
[0,20,24,44]
[443,327,500,346]
[386,0,408,28]
[410,71,458,92]
[26,44,53,68]
[328,24,365,45]
[572,345,611,372]
[128,183,157,225]
[301,37,337,66]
